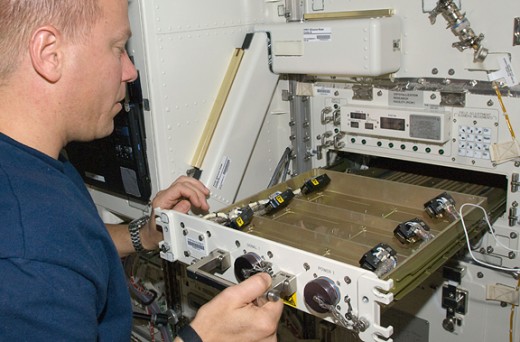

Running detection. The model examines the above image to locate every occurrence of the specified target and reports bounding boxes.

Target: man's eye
[116,46,126,55]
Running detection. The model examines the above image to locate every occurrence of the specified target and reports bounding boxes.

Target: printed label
[315,87,332,96]
[187,237,205,252]
[318,266,333,274]
[488,56,518,87]
[212,156,230,190]
[284,293,298,308]
[304,28,332,42]
[389,91,424,107]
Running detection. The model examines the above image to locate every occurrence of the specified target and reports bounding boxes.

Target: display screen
[350,112,367,120]
[381,117,405,131]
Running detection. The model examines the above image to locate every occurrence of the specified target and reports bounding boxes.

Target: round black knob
[303,277,340,313]
[234,252,263,282]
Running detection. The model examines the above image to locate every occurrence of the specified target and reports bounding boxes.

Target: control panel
[157,210,394,342]
[340,106,451,144]
[313,87,501,171]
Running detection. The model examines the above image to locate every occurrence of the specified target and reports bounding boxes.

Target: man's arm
[108,176,210,257]
[106,177,283,340]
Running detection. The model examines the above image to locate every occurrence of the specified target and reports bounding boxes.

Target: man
[0,0,283,341]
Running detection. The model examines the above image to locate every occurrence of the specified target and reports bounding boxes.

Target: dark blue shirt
[0,133,132,341]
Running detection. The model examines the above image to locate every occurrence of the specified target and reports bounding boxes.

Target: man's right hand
[186,272,284,341]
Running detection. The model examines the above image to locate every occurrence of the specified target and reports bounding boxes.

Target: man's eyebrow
[114,28,132,43]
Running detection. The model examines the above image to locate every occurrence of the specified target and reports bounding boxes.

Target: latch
[514,18,520,46]
[441,264,468,333]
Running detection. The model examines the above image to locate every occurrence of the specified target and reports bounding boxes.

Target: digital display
[381,117,405,131]
[410,115,441,140]
[350,112,367,120]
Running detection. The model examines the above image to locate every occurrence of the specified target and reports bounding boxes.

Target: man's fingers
[153,178,210,211]
[220,273,273,306]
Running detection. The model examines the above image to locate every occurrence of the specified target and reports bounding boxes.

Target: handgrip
[187,249,236,290]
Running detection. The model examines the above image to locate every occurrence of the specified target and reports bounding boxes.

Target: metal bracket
[321,107,333,124]
[187,249,235,290]
[441,284,468,332]
[271,271,297,299]
[512,173,520,193]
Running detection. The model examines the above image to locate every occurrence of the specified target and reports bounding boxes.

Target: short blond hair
[0,0,100,80]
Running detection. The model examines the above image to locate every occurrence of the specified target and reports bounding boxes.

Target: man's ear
[29,26,63,83]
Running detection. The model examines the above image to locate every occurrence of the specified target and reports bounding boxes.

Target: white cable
[202,212,229,220]
[460,203,520,252]
[458,203,520,274]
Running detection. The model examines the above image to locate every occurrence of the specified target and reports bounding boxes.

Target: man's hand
[141,176,210,250]
[107,176,210,256]
[188,273,284,341]
[152,175,210,214]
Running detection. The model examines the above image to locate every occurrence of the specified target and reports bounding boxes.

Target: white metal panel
[259,17,402,76]
[157,209,394,342]
[236,80,292,201]
[305,0,520,81]
[134,0,282,195]
[198,33,280,209]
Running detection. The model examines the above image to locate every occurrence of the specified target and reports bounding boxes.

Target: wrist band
[177,324,203,342]
[128,215,150,253]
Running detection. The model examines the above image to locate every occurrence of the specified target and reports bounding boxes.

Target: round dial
[234,252,263,282]
[303,277,340,313]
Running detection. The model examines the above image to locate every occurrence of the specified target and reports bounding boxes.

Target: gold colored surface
[304,9,395,21]
[228,169,505,300]
[191,48,245,169]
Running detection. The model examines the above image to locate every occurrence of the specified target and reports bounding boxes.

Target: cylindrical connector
[374,257,397,278]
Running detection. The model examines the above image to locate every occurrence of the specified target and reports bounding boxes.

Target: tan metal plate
[226,169,505,300]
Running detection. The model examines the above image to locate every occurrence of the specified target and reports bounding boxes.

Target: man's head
[0,0,100,81]
[0,0,137,157]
